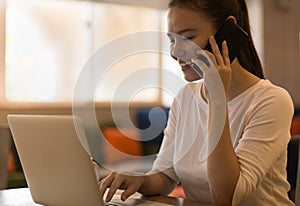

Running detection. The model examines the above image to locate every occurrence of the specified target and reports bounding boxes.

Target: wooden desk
[0,187,207,206]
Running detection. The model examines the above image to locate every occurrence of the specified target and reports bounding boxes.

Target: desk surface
[0,188,42,205]
[0,187,207,206]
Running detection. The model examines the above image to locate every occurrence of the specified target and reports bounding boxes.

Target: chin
[184,75,201,82]
[182,67,201,82]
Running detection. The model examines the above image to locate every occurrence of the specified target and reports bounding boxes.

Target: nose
[170,37,186,60]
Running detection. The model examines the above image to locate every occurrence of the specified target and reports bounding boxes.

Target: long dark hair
[168,0,265,79]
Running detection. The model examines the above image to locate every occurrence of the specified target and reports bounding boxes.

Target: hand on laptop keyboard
[99,171,145,202]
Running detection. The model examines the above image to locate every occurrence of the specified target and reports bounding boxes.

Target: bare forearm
[207,114,240,205]
[138,172,176,196]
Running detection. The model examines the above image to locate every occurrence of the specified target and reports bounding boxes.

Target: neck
[228,59,261,101]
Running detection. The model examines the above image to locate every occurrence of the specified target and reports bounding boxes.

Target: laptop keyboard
[105,203,122,206]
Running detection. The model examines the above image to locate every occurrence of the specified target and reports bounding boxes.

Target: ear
[226,15,237,24]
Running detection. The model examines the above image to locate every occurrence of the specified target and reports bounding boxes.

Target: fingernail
[121,194,127,201]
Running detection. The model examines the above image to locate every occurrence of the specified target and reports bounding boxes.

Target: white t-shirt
[152,79,295,206]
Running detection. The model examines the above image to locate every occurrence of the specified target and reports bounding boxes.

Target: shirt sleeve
[151,97,180,183]
[232,87,294,205]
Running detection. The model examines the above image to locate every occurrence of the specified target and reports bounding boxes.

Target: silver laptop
[7,114,169,206]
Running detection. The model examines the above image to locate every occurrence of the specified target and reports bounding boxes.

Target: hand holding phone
[204,19,250,62]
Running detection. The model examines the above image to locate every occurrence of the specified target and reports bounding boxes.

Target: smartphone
[204,19,250,62]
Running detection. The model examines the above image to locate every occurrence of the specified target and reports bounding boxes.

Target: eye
[184,36,195,41]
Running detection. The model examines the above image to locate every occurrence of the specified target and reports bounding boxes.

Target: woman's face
[167,6,216,82]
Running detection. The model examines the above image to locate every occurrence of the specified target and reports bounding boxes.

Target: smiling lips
[178,58,192,71]
[179,62,190,67]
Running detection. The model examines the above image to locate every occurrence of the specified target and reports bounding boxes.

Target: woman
[99,0,295,205]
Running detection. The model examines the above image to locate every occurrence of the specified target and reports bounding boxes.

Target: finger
[204,51,218,68]
[222,41,230,66]
[195,51,211,68]
[106,187,118,202]
[120,184,140,201]
[105,175,125,202]
[99,173,115,198]
[191,57,209,75]
[209,36,223,65]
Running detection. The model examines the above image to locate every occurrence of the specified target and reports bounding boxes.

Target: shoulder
[250,79,294,117]
[254,80,293,106]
